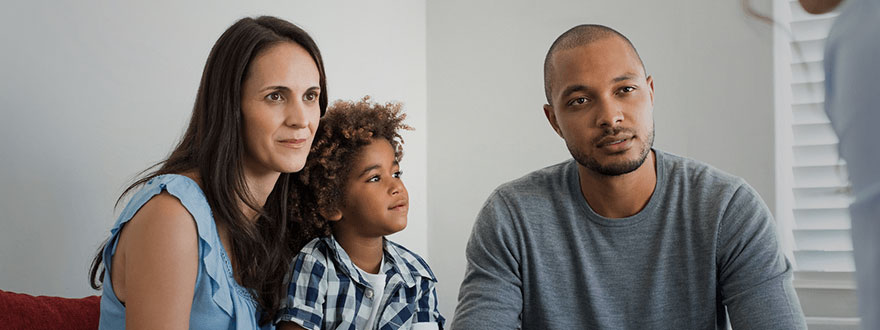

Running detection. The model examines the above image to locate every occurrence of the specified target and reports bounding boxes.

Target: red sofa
[0,289,100,330]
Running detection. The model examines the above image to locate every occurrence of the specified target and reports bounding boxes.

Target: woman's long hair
[88,16,327,324]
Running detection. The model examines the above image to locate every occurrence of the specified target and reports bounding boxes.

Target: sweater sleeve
[717,182,807,330]
[451,191,523,330]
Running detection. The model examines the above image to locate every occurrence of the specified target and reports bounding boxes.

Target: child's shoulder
[295,236,336,266]
[386,240,437,282]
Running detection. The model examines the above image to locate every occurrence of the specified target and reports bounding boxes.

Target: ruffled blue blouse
[98,174,271,329]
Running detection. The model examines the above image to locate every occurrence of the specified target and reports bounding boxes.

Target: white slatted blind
[784,0,854,274]
[776,0,860,328]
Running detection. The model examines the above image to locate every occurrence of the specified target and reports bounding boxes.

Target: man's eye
[568,97,588,106]
[266,92,284,102]
[620,86,636,93]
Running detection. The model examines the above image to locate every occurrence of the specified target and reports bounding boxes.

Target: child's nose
[389,180,404,195]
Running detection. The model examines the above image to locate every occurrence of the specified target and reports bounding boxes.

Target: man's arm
[451,192,523,330]
[717,182,807,329]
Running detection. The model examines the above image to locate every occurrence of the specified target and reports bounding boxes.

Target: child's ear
[320,208,343,222]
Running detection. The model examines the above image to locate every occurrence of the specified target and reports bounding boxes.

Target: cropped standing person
[797,0,880,328]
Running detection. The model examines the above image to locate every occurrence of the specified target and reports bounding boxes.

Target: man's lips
[596,135,633,147]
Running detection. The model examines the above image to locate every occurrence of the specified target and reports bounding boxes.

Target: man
[451,25,806,329]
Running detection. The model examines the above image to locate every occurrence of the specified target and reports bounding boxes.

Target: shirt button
[365,289,374,299]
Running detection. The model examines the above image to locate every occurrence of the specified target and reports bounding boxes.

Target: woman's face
[240,41,321,175]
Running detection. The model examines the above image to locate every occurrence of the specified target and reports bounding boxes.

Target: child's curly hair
[287,96,412,251]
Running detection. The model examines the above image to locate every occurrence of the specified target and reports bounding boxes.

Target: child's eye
[367,175,380,183]
[392,171,403,178]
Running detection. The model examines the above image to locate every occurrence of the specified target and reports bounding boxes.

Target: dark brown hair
[288,96,411,249]
[88,15,327,324]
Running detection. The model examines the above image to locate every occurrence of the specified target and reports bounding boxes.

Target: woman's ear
[319,208,343,221]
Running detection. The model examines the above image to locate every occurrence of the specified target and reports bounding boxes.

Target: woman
[88,16,328,329]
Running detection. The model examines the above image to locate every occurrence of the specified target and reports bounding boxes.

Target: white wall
[1,0,780,323]
[0,0,428,298]
[426,0,775,321]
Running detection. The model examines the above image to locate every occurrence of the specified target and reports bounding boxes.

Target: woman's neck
[241,165,281,221]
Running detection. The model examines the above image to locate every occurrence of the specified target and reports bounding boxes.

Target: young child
[277,97,444,330]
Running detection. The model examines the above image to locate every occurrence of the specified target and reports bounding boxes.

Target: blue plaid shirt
[277,236,444,330]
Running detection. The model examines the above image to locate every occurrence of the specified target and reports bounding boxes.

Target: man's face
[543,37,655,176]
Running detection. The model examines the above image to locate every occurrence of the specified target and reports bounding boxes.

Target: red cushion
[0,289,100,330]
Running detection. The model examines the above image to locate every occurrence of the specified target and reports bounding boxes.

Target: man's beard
[567,124,655,176]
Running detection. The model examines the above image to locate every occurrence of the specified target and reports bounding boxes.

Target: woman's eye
[266,92,284,102]
[392,171,403,178]
[304,91,319,102]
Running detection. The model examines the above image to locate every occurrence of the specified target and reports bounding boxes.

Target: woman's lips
[278,138,308,148]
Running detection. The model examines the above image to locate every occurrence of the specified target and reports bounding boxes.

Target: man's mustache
[592,127,636,145]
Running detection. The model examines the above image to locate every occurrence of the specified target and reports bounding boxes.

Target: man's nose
[594,98,624,128]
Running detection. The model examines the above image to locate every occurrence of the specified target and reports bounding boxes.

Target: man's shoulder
[493,158,575,197]
[474,159,576,229]
[657,149,745,190]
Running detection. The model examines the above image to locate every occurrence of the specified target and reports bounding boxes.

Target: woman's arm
[113,192,199,330]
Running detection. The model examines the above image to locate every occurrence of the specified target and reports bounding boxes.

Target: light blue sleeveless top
[98,174,273,329]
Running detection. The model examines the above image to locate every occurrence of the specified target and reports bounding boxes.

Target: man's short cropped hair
[543,24,646,105]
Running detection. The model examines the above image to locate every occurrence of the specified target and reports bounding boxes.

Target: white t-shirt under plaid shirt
[277,235,445,329]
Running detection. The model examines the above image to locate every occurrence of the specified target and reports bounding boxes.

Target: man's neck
[577,150,657,219]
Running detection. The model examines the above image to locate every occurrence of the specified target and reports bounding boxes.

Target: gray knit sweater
[452,149,806,330]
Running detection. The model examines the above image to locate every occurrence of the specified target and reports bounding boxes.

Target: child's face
[336,138,408,237]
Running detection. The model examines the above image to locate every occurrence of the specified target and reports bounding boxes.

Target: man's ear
[543,104,564,138]
[319,208,343,222]
[646,75,654,107]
